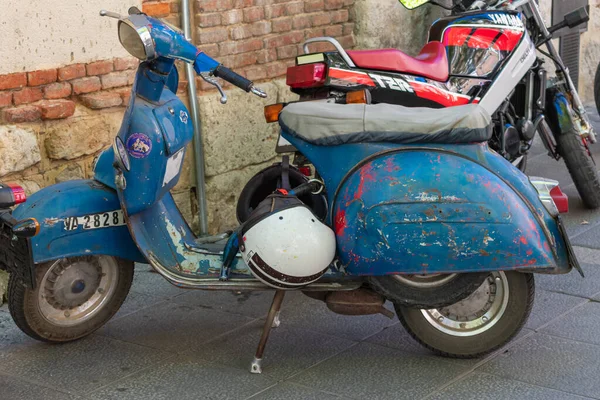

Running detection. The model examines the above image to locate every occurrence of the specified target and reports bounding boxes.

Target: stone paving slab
[541,302,600,346]
[86,356,274,400]
[525,289,589,330]
[0,373,83,400]
[535,262,600,298]
[97,301,256,353]
[426,372,591,400]
[0,333,172,395]
[291,341,469,400]
[191,320,357,382]
[250,382,348,399]
[478,333,600,399]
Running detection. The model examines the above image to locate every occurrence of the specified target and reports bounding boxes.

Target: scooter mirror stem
[99,10,124,19]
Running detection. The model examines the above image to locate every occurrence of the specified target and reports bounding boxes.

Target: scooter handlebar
[193,53,266,98]
[213,65,253,92]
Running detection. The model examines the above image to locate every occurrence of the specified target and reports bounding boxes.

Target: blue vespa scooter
[2,7,581,372]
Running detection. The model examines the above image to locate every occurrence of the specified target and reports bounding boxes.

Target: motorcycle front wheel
[556,133,600,209]
[395,271,534,358]
[8,255,134,343]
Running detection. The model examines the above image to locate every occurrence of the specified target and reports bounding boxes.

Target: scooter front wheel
[8,255,134,343]
[395,271,534,358]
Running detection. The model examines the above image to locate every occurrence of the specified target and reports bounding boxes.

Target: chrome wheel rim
[38,256,119,327]
[420,271,509,337]
[392,273,457,288]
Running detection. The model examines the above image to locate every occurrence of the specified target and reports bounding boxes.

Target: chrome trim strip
[303,37,356,67]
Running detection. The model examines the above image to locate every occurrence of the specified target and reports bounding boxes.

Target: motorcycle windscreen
[333,149,563,276]
[441,16,524,78]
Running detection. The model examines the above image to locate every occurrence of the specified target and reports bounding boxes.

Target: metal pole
[181,0,209,235]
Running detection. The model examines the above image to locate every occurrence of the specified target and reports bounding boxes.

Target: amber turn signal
[264,103,284,123]
[346,90,370,104]
[13,217,40,238]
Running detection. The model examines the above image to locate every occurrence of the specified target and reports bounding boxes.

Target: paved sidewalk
[1,107,600,399]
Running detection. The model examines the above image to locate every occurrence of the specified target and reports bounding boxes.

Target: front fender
[13,179,145,264]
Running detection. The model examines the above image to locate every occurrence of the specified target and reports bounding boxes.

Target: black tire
[8,256,134,343]
[556,133,600,209]
[395,271,534,359]
[369,272,488,309]
[594,63,600,115]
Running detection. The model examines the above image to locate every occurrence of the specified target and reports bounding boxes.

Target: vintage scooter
[2,7,581,373]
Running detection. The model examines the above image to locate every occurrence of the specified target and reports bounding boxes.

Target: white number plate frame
[64,210,126,231]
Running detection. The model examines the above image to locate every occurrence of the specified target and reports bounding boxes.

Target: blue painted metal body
[12,180,145,264]
[12,15,574,285]
[282,132,572,276]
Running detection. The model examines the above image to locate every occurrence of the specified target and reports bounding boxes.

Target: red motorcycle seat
[347,41,449,82]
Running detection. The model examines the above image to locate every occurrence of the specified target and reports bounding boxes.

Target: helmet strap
[280,155,291,191]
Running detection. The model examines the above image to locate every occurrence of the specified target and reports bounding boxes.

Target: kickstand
[250,290,285,374]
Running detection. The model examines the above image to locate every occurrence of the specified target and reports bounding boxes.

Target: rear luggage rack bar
[302,37,356,67]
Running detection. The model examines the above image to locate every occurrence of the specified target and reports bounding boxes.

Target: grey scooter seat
[278,102,492,146]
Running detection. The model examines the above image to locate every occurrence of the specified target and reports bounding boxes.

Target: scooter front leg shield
[12,180,145,264]
[120,191,252,286]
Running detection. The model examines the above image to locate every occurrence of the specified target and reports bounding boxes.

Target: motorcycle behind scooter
[283,0,600,209]
[0,6,582,372]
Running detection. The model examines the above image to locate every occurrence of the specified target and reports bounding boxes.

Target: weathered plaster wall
[0,0,141,74]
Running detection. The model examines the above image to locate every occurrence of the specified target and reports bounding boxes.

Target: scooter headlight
[113,137,131,172]
[118,20,155,61]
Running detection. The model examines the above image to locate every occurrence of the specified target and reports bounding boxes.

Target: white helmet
[240,193,336,289]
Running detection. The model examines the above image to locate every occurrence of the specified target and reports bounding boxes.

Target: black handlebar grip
[213,65,253,92]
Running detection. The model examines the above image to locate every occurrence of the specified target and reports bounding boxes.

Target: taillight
[298,166,312,176]
[550,185,569,214]
[7,184,26,205]
[286,63,327,89]
[529,177,568,216]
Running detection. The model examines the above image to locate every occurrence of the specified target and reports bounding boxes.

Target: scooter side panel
[12,180,145,264]
[282,132,572,275]
[334,149,560,275]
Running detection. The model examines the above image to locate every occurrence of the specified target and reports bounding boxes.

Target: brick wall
[0,58,139,124]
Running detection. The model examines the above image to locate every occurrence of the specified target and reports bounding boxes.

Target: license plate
[64,210,126,231]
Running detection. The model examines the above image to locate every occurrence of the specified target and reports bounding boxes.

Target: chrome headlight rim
[113,136,131,172]
[117,19,156,61]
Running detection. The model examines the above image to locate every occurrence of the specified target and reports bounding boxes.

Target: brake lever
[200,73,227,104]
[250,86,267,98]
[99,10,124,19]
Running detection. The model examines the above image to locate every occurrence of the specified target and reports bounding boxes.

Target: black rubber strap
[281,156,291,191]
[213,65,253,92]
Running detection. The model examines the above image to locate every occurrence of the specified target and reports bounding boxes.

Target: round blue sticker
[126,133,152,159]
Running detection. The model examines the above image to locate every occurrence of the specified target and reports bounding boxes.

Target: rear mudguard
[12,179,145,264]
[283,133,575,276]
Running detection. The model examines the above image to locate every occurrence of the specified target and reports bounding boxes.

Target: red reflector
[550,185,568,214]
[286,63,326,89]
[298,166,312,176]
[7,184,26,205]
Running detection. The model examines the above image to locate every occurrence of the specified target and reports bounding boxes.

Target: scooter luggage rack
[302,37,356,67]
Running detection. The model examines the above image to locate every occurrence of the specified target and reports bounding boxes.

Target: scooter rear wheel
[395,271,534,358]
[8,255,134,343]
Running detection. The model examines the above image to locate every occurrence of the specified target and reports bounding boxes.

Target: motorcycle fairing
[12,180,145,264]
[278,107,575,276]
